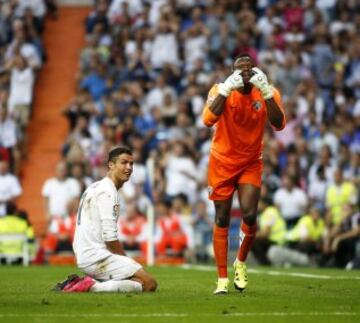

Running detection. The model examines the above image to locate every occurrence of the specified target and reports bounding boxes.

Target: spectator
[308,165,329,211]
[0,105,19,172]
[252,198,287,265]
[0,160,22,217]
[69,162,92,194]
[42,161,81,225]
[15,0,46,20]
[0,202,35,264]
[308,145,337,184]
[149,19,180,69]
[287,204,326,258]
[7,54,35,128]
[323,204,360,268]
[155,200,188,257]
[192,200,213,262]
[274,174,308,228]
[163,141,199,204]
[80,63,110,101]
[118,202,147,257]
[41,197,78,256]
[325,168,358,226]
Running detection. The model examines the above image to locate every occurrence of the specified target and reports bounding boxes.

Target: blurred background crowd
[1,0,360,269]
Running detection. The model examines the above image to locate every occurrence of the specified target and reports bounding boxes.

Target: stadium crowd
[0,0,57,263]
[1,0,360,269]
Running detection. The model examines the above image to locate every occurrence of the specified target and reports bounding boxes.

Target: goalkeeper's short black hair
[108,146,133,163]
[233,53,255,70]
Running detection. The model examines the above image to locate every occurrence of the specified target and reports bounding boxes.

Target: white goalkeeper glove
[218,70,244,97]
[249,67,273,100]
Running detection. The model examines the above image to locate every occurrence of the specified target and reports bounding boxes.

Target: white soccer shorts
[81,254,142,281]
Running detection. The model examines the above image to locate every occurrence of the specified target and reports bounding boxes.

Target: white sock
[90,280,143,293]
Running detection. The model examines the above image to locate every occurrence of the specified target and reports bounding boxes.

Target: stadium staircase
[18,7,90,236]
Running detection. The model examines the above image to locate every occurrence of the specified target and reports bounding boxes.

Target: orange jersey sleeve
[271,87,286,131]
[203,85,285,165]
[202,84,221,127]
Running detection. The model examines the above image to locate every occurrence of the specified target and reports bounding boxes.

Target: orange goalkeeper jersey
[202,84,285,165]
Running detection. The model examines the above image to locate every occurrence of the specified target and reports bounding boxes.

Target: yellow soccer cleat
[213,278,229,295]
[233,261,248,291]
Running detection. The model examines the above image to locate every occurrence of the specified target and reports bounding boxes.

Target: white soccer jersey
[73,177,121,268]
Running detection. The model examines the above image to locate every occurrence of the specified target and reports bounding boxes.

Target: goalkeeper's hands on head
[249,67,273,100]
[218,70,244,97]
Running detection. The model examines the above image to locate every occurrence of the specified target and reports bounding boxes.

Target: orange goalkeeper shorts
[207,154,263,200]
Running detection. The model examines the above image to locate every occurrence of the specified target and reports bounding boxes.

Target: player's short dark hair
[108,146,132,163]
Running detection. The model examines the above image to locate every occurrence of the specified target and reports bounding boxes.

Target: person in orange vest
[118,202,147,257]
[42,198,79,254]
[155,200,188,257]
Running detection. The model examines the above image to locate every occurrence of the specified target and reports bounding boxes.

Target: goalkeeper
[202,54,286,294]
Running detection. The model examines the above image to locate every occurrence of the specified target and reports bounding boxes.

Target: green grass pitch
[0,265,359,323]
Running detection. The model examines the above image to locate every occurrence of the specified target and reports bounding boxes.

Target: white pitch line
[180,264,360,280]
[222,312,358,317]
[0,313,188,318]
[0,312,357,318]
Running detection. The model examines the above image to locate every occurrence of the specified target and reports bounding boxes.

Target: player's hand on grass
[249,67,273,100]
[218,70,244,97]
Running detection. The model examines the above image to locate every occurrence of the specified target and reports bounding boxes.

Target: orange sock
[237,222,257,262]
[213,225,229,278]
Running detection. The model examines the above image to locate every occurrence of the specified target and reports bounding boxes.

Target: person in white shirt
[164,141,199,205]
[108,0,143,21]
[7,54,35,127]
[0,160,22,216]
[69,146,157,293]
[42,161,81,223]
[0,105,18,151]
[149,20,180,69]
[274,174,308,228]
[15,0,46,19]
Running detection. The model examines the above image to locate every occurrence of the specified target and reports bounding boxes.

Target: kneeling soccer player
[55,146,157,293]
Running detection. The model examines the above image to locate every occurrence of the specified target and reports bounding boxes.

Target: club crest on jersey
[252,101,262,111]
[113,204,120,217]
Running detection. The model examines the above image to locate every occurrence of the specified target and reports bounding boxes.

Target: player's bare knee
[215,216,229,227]
[242,213,257,226]
[214,200,232,227]
[214,208,230,227]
